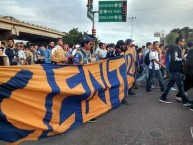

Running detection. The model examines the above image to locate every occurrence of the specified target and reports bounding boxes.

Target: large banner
[0,49,136,145]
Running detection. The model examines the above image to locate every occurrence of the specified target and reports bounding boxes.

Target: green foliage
[62,28,100,49]
[170,27,193,41]
[166,32,179,45]
[166,27,193,45]
[62,28,83,46]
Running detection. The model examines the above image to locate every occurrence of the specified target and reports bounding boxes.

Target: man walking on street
[159,36,191,106]
[137,42,152,85]
[125,38,137,96]
[146,41,165,94]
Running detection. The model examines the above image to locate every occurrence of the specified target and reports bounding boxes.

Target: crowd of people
[0,35,193,114]
[134,36,193,111]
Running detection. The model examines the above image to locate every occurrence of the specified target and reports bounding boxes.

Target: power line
[170,9,193,29]
[128,3,193,12]
[179,11,193,28]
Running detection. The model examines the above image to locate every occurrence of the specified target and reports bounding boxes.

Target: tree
[170,27,193,42]
[62,28,83,46]
[165,32,179,45]
[62,28,100,51]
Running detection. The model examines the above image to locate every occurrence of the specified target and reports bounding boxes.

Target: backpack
[165,45,175,70]
[165,54,171,70]
[144,51,151,65]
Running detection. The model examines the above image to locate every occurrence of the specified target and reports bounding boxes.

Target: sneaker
[122,99,129,105]
[183,102,191,107]
[151,85,155,89]
[159,99,172,104]
[170,87,177,91]
[146,90,154,94]
[175,97,182,102]
[133,85,138,89]
[88,118,96,123]
[136,81,141,86]
[128,91,136,96]
[189,108,193,112]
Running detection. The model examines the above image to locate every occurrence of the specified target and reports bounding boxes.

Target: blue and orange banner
[0,49,136,145]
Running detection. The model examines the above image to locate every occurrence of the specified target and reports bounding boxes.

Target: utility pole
[87,0,98,37]
[128,17,136,39]
[92,11,98,37]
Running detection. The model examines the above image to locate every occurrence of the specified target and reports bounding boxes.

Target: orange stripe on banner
[125,49,136,88]
[48,113,75,136]
[102,60,112,108]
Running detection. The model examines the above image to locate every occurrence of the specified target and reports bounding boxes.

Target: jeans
[176,74,193,97]
[146,69,165,92]
[160,67,166,78]
[160,72,188,103]
[137,65,149,83]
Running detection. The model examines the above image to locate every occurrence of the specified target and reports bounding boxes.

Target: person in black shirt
[159,36,190,106]
[5,38,18,66]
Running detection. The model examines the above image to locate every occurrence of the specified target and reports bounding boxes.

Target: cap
[82,36,94,43]
[187,41,193,48]
[125,39,133,45]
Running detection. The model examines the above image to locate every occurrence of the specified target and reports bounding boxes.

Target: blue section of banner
[107,59,121,108]
[126,53,135,77]
[39,64,64,139]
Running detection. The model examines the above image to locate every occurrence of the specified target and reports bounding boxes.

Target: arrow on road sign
[114,15,118,19]
[114,3,118,7]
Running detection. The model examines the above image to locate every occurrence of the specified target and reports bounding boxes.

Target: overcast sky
[0,0,193,46]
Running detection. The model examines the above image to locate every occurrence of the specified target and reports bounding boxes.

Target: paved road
[1,85,193,145]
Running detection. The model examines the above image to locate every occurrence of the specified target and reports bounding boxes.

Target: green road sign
[99,1,127,22]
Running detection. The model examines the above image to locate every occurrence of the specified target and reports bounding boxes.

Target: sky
[0,0,193,46]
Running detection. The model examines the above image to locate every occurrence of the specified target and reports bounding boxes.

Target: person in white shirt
[146,41,166,93]
[72,44,80,56]
[16,42,26,65]
[94,42,107,62]
[98,42,107,61]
